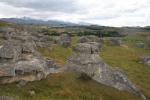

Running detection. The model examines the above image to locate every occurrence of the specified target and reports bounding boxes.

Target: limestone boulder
[64,43,147,100]
[78,35,103,43]
[108,37,122,46]
[73,42,101,54]
[35,35,54,48]
[57,34,71,47]
[22,41,36,53]
[136,42,144,48]
[0,40,22,62]
[139,55,150,65]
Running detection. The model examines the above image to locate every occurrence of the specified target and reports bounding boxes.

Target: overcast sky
[0,0,150,26]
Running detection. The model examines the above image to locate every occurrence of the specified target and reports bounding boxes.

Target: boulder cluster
[65,36,146,100]
[0,27,61,84]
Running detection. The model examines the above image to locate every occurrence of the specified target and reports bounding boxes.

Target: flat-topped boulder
[0,54,62,84]
[73,42,101,54]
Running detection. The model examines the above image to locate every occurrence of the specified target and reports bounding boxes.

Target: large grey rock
[0,55,62,84]
[57,34,71,47]
[0,41,22,62]
[22,41,36,53]
[0,64,15,77]
[0,27,16,40]
[73,42,101,54]
[65,43,147,100]
[139,55,150,65]
[107,37,122,46]
[0,36,62,84]
[78,35,103,43]
[136,42,144,48]
[35,35,54,48]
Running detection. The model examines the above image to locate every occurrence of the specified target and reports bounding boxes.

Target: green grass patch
[0,73,141,100]
[37,44,73,65]
[101,35,150,99]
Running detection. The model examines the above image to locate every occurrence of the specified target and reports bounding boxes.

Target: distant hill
[0,17,77,26]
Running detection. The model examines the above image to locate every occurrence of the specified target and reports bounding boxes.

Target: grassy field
[101,35,150,100]
[0,35,150,100]
[37,44,73,65]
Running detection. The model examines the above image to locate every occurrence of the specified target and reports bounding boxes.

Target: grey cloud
[0,0,78,13]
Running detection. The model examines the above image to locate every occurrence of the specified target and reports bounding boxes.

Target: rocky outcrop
[73,42,101,54]
[0,27,16,40]
[65,42,147,100]
[77,36,102,51]
[56,34,71,47]
[0,40,22,62]
[0,34,61,84]
[35,35,54,48]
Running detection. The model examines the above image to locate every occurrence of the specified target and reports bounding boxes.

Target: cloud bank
[0,0,150,26]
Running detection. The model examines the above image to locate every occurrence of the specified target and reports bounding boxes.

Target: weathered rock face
[0,40,22,62]
[22,41,36,53]
[107,37,122,46]
[65,43,146,100]
[0,27,16,40]
[0,35,61,84]
[35,35,54,48]
[57,34,71,47]
[73,42,101,54]
[139,55,150,65]
[77,36,102,51]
